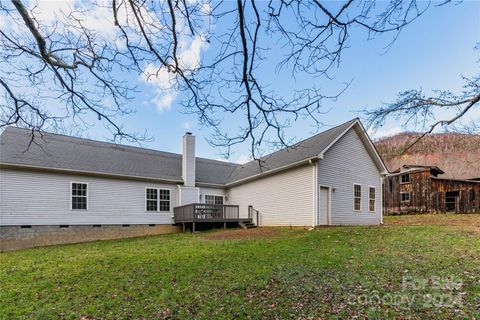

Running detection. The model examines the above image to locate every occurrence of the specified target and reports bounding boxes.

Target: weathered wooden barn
[383,165,480,215]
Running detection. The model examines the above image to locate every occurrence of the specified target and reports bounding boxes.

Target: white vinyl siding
[317,127,382,225]
[227,164,314,226]
[0,169,176,225]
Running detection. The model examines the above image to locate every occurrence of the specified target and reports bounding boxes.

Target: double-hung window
[71,182,88,210]
[369,187,376,212]
[205,195,224,205]
[146,188,158,211]
[353,184,362,211]
[146,188,171,212]
[159,189,171,212]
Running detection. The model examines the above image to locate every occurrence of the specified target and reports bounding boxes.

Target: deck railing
[173,203,240,223]
[248,205,260,226]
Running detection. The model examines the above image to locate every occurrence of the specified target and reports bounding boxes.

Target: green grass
[1,215,480,319]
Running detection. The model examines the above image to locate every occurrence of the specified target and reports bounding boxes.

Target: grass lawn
[1,215,479,319]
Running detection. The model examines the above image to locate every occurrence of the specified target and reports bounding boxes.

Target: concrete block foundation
[0,224,180,252]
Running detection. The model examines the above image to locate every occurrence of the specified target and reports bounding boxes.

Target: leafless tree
[365,69,480,152]
[1,0,444,157]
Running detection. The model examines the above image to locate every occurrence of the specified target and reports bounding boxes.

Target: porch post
[192,222,196,233]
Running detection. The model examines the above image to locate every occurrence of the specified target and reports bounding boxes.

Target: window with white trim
[401,192,411,203]
[369,187,376,212]
[71,182,88,210]
[353,184,362,211]
[205,195,224,205]
[146,188,171,212]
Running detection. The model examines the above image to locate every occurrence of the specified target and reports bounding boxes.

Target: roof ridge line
[3,126,185,158]
[234,118,358,168]
[3,126,241,168]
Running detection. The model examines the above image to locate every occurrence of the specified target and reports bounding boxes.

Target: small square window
[401,174,410,184]
[401,192,411,203]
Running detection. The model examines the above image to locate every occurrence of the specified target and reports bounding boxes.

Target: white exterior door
[318,186,330,225]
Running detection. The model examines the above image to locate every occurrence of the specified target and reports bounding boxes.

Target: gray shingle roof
[225,119,358,184]
[0,118,359,185]
[0,127,239,185]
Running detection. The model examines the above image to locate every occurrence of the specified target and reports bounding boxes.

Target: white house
[0,118,388,250]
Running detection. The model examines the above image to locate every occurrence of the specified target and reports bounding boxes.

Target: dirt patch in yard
[203,228,283,240]
[384,214,480,233]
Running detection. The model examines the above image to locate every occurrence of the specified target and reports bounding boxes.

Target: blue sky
[5,1,480,163]
[135,1,479,162]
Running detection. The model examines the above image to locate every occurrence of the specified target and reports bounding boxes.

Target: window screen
[369,187,376,212]
[205,195,224,205]
[354,184,361,211]
[146,188,158,211]
[71,183,87,210]
[146,188,170,212]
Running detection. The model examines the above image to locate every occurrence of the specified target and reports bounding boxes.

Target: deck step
[238,221,257,229]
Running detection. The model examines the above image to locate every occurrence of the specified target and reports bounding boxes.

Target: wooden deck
[173,203,253,232]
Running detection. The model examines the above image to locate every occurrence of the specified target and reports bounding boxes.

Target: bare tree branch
[1,0,457,160]
[365,71,480,153]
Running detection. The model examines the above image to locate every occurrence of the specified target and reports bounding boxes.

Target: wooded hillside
[375,133,480,179]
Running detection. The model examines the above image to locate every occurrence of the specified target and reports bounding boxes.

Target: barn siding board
[431,178,480,213]
[226,164,314,226]
[384,169,480,214]
[0,169,177,225]
[317,127,382,225]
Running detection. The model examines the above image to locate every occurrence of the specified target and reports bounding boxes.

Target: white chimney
[182,132,195,187]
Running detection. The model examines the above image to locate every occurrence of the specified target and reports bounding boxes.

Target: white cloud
[233,154,251,164]
[5,0,209,112]
[464,106,480,122]
[30,0,75,23]
[0,11,4,29]
[179,36,208,70]
[143,35,209,111]
[29,0,117,40]
[142,64,178,112]
[215,153,251,164]
[152,92,178,112]
[138,0,210,111]
[182,121,191,130]
[201,2,212,15]
[368,126,403,139]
